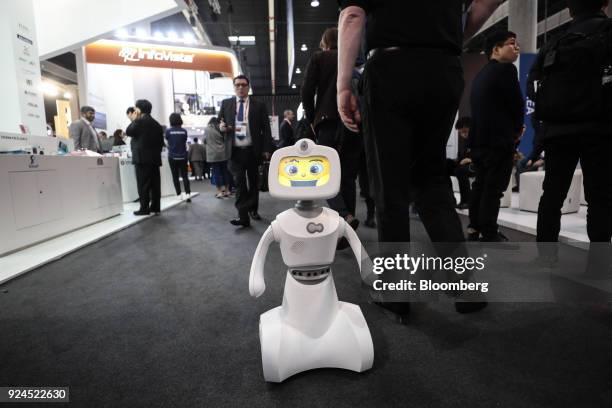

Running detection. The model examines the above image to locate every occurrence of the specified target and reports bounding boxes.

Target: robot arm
[249,225,275,298]
[342,220,376,286]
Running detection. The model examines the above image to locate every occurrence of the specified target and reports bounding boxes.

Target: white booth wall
[86,63,234,131]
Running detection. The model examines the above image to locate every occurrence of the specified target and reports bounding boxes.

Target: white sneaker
[180,192,186,200]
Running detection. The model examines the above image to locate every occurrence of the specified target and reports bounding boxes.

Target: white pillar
[0,0,46,136]
[509,0,538,54]
[74,47,88,109]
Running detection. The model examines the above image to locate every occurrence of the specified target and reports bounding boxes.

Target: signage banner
[518,53,537,157]
[85,40,238,76]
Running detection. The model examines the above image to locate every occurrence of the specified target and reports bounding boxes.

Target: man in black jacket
[278,109,296,148]
[467,30,524,241]
[529,0,612,243]
[218,75,273,227]
[302,27,360,235]
[126,99,165,216]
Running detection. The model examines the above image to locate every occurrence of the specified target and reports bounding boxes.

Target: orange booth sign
[85,39,239,77]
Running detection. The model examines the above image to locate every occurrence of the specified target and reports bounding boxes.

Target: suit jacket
[468,60,524,152]
[278,120,295,148]
[126,114,165,166]
[69,118,100,152]
[217,96,273,164]
[188,143,206,162]
[301,50,339,128]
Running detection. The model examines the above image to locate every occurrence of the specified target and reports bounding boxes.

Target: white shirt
[234,96,252,147]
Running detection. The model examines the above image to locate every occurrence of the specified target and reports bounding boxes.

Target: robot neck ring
[295,200,318,211]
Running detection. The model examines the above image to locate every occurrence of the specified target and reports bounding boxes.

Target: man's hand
[460,158,472,166]
[533,159,544,168]
[219,120,227,132]
[263,152,271,161]
[338,88,361,133]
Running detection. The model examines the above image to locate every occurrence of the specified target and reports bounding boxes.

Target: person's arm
[301,54,318,125]
[500,63,525,136]
[261,104,273,158]
[69,122,82,150]
[526,48,546,101]
[463,0,504,43]
[337,5,366,132]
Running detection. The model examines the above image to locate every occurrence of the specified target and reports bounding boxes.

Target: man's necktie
[237,99,244,122]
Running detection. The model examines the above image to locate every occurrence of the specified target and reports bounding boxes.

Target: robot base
[258,272,374,382]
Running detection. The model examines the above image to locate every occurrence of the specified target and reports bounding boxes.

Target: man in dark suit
[218,75,273,227]
[126,99,165,216]
[278,109,296,148]
[467,30,525,241]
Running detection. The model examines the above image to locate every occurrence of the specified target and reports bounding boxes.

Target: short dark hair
[81,105,95,114]
[233,75,250,86]
[320,27,338,50]
[193,137,199,143]
[169,113,183,127]
[126,106,135,115]
[455,117,472,129]
[113,129,123,138]
[208,117,220,127]
[484,30,517,59]
[135,99,153,114]
[567,0,606,16]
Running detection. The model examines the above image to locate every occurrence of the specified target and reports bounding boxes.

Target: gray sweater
[204,126,230,163]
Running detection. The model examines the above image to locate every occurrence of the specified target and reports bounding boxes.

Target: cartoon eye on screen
[278,156,330,187]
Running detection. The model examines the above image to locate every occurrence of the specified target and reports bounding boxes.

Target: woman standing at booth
[165,113,191,202]
[204,117,231,198]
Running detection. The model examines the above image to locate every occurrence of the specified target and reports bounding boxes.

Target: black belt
[367,46,457,60]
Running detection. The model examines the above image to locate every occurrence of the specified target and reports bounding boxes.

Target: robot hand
[249,226,275,298]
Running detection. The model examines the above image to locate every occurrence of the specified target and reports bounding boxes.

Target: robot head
[268,139,340,200]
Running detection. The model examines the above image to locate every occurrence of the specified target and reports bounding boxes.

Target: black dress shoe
[249,212,262,220]
[455,301,488,314]
[480,231,509,242]
[374,301,411,324]
[230,218,250,227]
[455,202,469,210]
[133,210,150,216]
[364,216,376,228]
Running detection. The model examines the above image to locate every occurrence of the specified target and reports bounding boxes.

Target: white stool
[500,180,513,208]
[577,170,587,205]
[451,176,460,193]
[519,170,583,214]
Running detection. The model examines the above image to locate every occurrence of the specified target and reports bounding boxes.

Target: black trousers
[135,163,161,212]
[358,147,376,217]
[468,149,514,239]
[361,49,465,242]
[315,120,361,218]
[168,158,190,195]
[230,147,259,221]
[446,159,473,204]
[537,135,612,242]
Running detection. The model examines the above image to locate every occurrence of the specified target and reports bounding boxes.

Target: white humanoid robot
[249,138,374,382]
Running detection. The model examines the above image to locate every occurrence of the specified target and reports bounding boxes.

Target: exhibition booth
[0,0,241,279]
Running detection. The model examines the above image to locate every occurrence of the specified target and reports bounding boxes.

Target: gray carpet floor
[1,181,611,407]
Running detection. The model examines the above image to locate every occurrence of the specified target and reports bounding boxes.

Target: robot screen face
[278,156,331,187]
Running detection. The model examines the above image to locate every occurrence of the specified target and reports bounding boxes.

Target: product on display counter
[249,139,374,382]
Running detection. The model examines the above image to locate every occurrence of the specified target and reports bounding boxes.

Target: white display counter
[0,155,123,255]
[118,156,177,203]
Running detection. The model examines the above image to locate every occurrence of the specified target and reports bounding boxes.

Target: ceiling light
[115,28,129,38]
[183,32,195,44]
[228,35,256,45]
[153,31,165,40]
[300,44,308,51]
[295,67,301,74]
[135,28,148,39]
[41,82,58,97]
[291,84,296,89]
[167,31,178,41]
[311,0,319,6]
[63,92,72,99]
